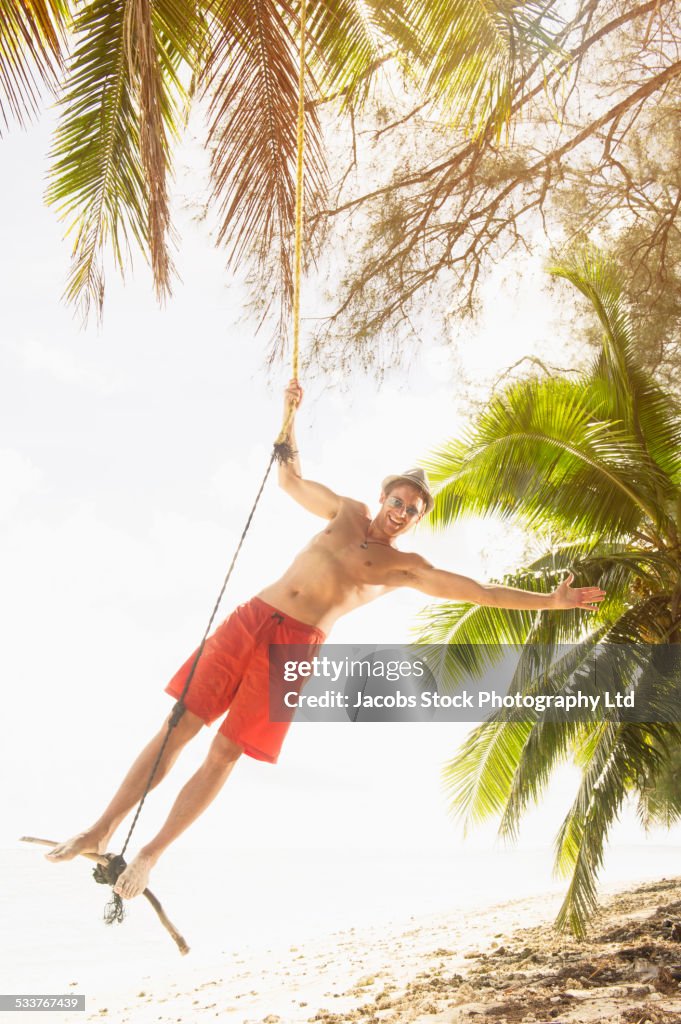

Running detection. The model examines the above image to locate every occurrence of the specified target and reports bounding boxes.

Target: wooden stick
[20,836,190,956]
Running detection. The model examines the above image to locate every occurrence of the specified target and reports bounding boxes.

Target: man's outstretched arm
[407,558,606,612]
[277,380,342,520]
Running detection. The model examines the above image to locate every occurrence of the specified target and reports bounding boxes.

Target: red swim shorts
[165,596,325,763]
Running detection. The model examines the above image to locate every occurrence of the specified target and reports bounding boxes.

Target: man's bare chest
[310,519,401,587]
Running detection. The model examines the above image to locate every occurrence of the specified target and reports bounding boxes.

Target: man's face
[375,483,426,540]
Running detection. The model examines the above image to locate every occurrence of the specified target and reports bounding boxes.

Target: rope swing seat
[20,836,190,954]
[22,0,311,956]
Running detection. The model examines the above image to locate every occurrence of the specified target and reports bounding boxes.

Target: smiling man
[46,380,606,898]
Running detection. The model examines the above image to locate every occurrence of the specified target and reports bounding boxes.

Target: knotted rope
[92,854,128,923]
[273,0,307,463]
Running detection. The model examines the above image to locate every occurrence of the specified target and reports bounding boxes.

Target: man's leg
[46,708,205,861]
[114,732,242,899]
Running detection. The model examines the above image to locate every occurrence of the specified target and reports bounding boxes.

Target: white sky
[2,103,680,897]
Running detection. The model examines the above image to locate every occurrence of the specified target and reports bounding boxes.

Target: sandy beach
[56,877,681,1024]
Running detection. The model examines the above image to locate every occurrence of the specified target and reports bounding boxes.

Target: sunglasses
[386,495,422,518]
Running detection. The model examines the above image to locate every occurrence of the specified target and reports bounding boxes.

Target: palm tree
[1,0,561,323]
[416,248,681,936]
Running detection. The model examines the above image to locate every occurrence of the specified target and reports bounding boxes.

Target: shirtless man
[46,380,606,898]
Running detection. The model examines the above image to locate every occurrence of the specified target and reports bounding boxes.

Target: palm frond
[554,718,679,935]
[552,723,629,936]
[440,618,608,835]
[0,0,68,135]
[425,376,665,541]
[631,645,681,725]
[497,609,659,841]
[442,718,534,832]
[46,0,197,318]
[585,372,681,490]
[627,373,681,485]
[443,623,610,840]
[638,730,681,829]
[549,250,635,419]
[498,723,584,841]
[125,0,171,295]
[415,596,533,653]
[306,0,563,133]
[204,0,328,346]
[124,0,196,297]
[47,0,143,318]
[306,0,391,107]
[401,0,562,138]
[552,722,675,935]
[568,547,678,594]
[550,249,681,507]
[604,593,675,645]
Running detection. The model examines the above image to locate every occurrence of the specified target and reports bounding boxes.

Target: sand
[77,877,681,1024]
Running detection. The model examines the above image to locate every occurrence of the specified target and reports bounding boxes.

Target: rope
[101,2,308,919]
[120,450,277,861]
[92,853,128,923]
[102,452,277,922]
[275,0,307,450]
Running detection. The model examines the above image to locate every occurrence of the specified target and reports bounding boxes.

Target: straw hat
[380,467,434,514]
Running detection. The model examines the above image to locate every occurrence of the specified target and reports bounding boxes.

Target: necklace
[360,519,393,549]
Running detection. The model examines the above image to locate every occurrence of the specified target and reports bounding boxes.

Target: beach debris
[652,966,679,994]
[660,919,681,942]
[632,959,662,981]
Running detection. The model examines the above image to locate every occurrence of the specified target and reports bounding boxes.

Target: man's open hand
[551,572,606,611]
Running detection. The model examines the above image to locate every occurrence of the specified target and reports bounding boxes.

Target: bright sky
[2,103,679,896]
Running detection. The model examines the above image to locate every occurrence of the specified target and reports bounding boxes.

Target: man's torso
[257,498,419,634]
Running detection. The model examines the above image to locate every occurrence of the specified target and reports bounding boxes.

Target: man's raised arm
[407,557,606,612]
[278,380,342,520]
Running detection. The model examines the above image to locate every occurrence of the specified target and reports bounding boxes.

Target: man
[46,380,606,898]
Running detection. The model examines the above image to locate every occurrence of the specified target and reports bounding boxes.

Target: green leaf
[46,0,198,318]
[402,0,562,137]
[0,0,68,134]
[443,718,534,831]
[426,375,669,541]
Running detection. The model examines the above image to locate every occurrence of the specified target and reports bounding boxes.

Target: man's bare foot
[45,831,110,862]
[113,851,157,899]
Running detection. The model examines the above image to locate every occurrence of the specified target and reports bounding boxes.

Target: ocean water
[4,840,681,1014]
